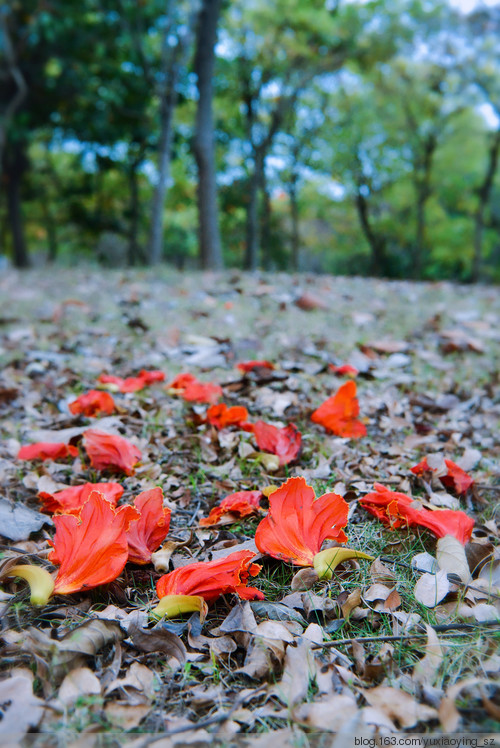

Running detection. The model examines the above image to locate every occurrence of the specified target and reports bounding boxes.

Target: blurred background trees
[1,0,499,280]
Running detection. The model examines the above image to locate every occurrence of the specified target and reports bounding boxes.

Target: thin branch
[311,621,500,649]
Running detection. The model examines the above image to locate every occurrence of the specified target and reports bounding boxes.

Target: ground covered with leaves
[0,268,499,746]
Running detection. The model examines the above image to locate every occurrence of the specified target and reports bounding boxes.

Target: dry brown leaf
[361,685,438,728]
[291,567,319,591]
[104,702,152,730]
[414,569,450,608]
[439,677,492,731]
[128,622,186,666]
[105,662,156,704]
[58,667,101,705]
[341,588,362,618]
[273,639,317,706]
[383,589,401,611]
[219,601,258,634]
[369,558,396,585]
[412,625,443,686]
[364,583,392,602]
[293,694,358,731]
[436,535,471,583]
[0,675,46,734]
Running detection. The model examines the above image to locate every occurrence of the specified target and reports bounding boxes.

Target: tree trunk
[289,172,300,272]
[128,157,141,266]
[261,167,272,270]
[354,189,386,276]
[5,143,29,268]
[244,150,264,270]
[41,202,58,262]
[193,0,223,270]
[413,134,436,280]
[472,129,500,283]
[148,27,180,265]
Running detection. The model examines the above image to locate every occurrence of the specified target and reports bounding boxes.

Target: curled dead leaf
[436,535,471,583]
[414,569,450,608]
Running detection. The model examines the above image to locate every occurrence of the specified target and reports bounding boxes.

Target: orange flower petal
[49,491,140,595]
[69,390,116,417]
[255,476,349,566]
[126,488,171,564]
[311,381,366,438]
[156,550,263,603]
[252,421,302,466]
[199,490,263,526]
[83,429,142,475]
[166,372,222,404]
[38,482,124,514]
[410,457,474,495]
[360,483,474,544]
[328,364,358,377]
[206,403,249,429]
[17,442,79,461]
[98,370,164,393]
[237,360,275,372]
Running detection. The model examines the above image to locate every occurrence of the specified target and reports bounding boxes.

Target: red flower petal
[49,491,140,595]
[38,482,124,514]
[410,457,474,495]
[206,404,249,429]
[237,360,275,372]
[156,550,263,602]
[200,490,263,527]
[17,442,79,461]
[311,380,366,438]
[360,483,474,544]
[98,370,165,393]
[328,364,359,377]
[126,488,171,564]
[83,429,142,475]
[69,390,116,417]
[252,421,302,466]
[167,373,222,404]
[255,476,349,566]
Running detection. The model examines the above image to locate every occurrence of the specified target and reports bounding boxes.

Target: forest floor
[0,267,499,747]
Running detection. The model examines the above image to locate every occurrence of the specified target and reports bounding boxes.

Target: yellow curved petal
[8,565,55,606]
[313,548,374,580]
[150,594,208,621]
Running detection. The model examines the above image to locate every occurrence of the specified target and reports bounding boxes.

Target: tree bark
[128,157,141,265]
[5,142,29,267]
[193,0,224,270]
[354,188,387,276]
[244,149,264,271]
[289,172,300,272]
[472,129,500,283]
[413,134,437,280]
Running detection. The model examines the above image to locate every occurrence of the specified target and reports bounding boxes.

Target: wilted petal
[69,390,116,417]
[83,429,141,475]
[49,491,139,595]
[200,490,263,526]
[411,457,474,495]
[38,482,124,514]
[255,476,349,566]
[237,360,274,372]
[206,403,249,429]
[252,421,302,466]
[156,550,263,603]
[17,442,79,461]
[311,381,366,438]
[126,488,171,564]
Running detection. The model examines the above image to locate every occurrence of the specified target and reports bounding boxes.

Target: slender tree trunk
[261,167,272,270]
[413,135,436,280]
[5,143,29,267]
[193,0,223,270]
[244,150,264,270]
[354,189,386,276]
[289,172,300,272]
[148,28,180,265]
[472,129,500,283]
[128,161,139,265]
[41,202,58,262]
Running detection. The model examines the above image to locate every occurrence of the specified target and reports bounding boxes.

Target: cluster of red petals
[69,390,116,417]
[49,491,140,595]
[237,360,275,372]
[206,403,250,430]
[200,490,263,527]
[328,364,359,377]
[311,380,366,439]
[17,442,79,462]
[98,369,165,393]
[410,457,474,495]
[126,488,171,564]
[38,481,124,514]
[167,373,222,405]
[156,550,264,603]
[83,429,142,475]
[251,420,302,465]
[255,476,349,566]
[359,483,474,545]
